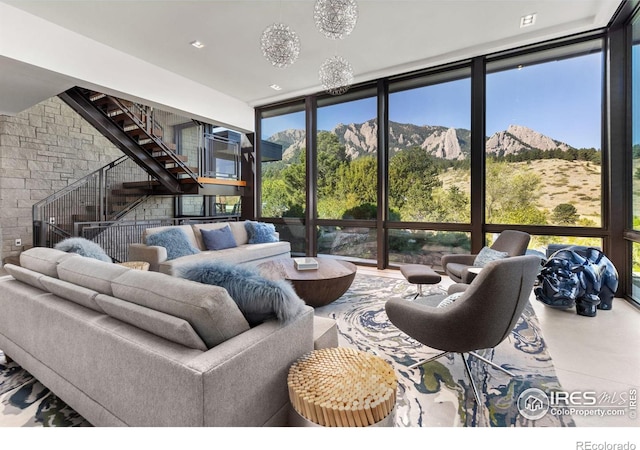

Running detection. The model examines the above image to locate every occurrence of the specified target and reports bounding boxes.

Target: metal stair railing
[32,156,150,248]
[106,96,202,187]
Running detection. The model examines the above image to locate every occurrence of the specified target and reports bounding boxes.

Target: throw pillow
[473,246,509,268]
[245,220,278,244]
[201,225,238,251]
[176,260,306,326]
[54,237,112,262]
[437,292,465,308]
[145,228,200,260]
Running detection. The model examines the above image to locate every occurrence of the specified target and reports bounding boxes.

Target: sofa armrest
[127,244,167,272]
[185,306,314,426]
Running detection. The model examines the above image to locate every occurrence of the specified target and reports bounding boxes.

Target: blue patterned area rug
[314,273,575,427]
[0,351,89,426]
[0,273,574,427]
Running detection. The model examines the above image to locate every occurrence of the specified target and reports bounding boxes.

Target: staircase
[32,156,152,248]
[59,87,202,195]
[34,88,248,251]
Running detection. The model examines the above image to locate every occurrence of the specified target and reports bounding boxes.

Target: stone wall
[0,96,174,263]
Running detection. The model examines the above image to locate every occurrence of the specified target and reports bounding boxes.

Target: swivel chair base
[409,351,516,405]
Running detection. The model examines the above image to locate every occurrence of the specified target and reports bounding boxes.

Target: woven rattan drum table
[287,347,397,427]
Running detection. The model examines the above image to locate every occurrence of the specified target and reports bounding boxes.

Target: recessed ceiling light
[190,40,205,49]
[270,84,282,91]
[520,13,537,28]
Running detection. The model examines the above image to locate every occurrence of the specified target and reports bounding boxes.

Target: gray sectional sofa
[0,247,338,427]
[128,221,291,274]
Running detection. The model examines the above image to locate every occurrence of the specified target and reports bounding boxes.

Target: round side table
[287,347,397,427]
[117,261,150,271]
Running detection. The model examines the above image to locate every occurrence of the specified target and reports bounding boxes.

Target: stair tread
[167,167,198,175]
[126,127,163,139]
[154,154,187,163]
[142,142,177,151]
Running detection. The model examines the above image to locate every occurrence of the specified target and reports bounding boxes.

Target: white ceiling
[0,0,624,131]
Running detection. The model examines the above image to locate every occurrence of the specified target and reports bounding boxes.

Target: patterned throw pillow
[245,220,278,244]
[201,225,238,251]
[437,292,465,308]
[473,246,509,268]
[146,228,200,260]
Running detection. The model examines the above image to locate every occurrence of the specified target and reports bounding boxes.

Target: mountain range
[267,120,576,161]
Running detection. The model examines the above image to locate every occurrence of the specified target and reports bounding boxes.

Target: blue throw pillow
[146,228,200,260]
[245,221,278,244]
[201,226,238,251]
[473,246,509,267]
[54,237,112,262]
[437,292,465,308]
[176,260,306,326]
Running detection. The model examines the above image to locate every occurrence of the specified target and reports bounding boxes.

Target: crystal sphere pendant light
[260,23,300,68]
[319,55,354,95]
[314,0,359,40]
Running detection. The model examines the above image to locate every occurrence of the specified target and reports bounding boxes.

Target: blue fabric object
[54,237,112,262]
[437,292,464,308]
[473,246,508,267]
[245,220,278,244]
[201,226,238,251]
[146,228,200,260]
[176,260,306,326]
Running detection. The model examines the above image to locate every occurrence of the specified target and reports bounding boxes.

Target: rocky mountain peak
[268,120,575,161]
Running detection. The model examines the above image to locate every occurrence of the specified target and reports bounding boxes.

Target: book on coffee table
[293,257,319,271]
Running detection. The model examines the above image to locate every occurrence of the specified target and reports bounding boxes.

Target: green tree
[260,177,289,217]
[317,131,350,199]
[281,152,306,211]
[336,156,377,205]
[552,203,579,224]
[428,186,470,222]
[485,159,547,225]
[389,147,441,221]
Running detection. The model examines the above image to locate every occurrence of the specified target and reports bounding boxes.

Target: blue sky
[263,52,603,150]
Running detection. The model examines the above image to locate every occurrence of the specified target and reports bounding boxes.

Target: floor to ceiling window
[630,12,640,302]
[254,29,639,302]
[486,41,604,253]
[316,90,378,262]
[387,68,472,267]
[259,102,306,253]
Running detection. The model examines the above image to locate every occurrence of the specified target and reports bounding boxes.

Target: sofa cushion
[19,247,79,278]
[201,225,238,251]
[245,221,278,244]
[95,294,208,351]
[39,276,103,313]
[158,241,292,275]
[111,270,250,348]
[3,264,46,290]
[145,227,200,260]
[176,260,306,326]
[192,222,249,249]
[473,246,509,267]
[57,256,129,296]
[54,237,112,262]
